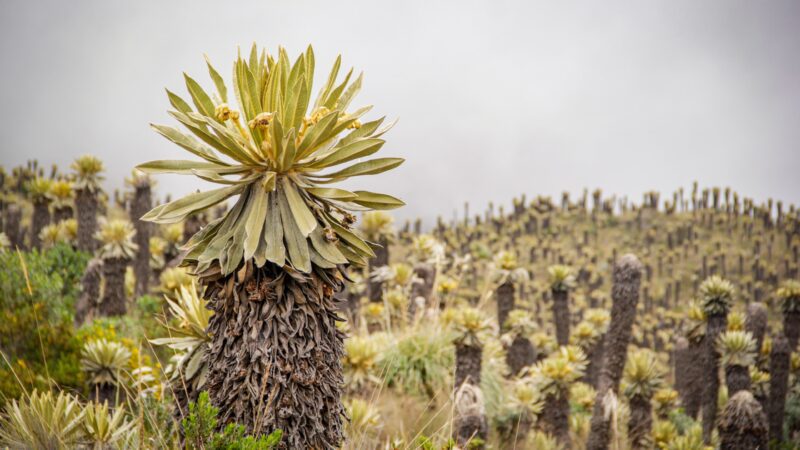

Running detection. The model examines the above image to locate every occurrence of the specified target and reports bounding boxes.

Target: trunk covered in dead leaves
[202,262,346,449]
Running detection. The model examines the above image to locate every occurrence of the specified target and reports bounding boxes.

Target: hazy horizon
[1,0,799,224]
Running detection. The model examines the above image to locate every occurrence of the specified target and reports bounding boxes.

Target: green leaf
[327,216,375,258]
[183,73,216,118]
[336,72,363,111]
[204,55,228,103]
[264,191,285,266]
[150,124,227,165]
[310,138,385,169]
[281,177,317,237]
[312,157,404,182]
[309,227,347,264]
[136,160,228,175]
[338,117,385,147]
[352,190,405,210]
[277,189,311,272]
[314,54,341,110]
[243,184,269,260]
[142,184,242,224]
[296,111,339,159]
[166,89,193,115]
[306,187,357,201]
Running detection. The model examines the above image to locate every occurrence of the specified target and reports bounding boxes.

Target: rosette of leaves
[777,280,800,313]
[503,309,537,337]
[492,250,529,285]
[622,348,665,400]
[149,236,168,269]
[570,321,601,349]
[453,307,492,346]
[0,390,85,449]
[532,346,588,397]
[81,339,132,386]
[49,179,74,213]
[138,45,405,447]
[717,330,757,368]
[342,334,383,393]
[360,210,395,243]
[39,223,65,248]
[95,219,138,260]
[81,339,131,405]
[151,281,211,417]
[410,234,444,264]
[684,303,707,342]
[26,176,53,203]
[547,264,575,292]
[726,310,745,332]
[81,401,135,448]
[151,282,212,392]
[71,155,105,193]
[137,45,404,275]
[699,275,735,316]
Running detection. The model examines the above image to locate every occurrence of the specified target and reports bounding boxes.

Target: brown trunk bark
[702,312,727,443]
[552,289,570,346]
[725,364,751,396]
[53,205,73,223]
[98,256,128,317]
[745,302,768,357]
[505,335,536,377]
[75,258,102,326]
[455,341,482,388]
[587,254,642,450]
[30,201,50,249]
[768,334,790,445]
[496,281,515,331]
[783,310,800,352]
[131,185,152,297]
[75,188,98,253]
[3,204,23,249]
[628,394,653,450]
[203,263,346,449]
[540,389,570,447]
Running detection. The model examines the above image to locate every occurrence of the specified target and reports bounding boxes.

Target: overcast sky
[1,1,798,224]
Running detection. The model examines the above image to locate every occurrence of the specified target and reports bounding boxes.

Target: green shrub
[0,245,89,403]
[183,392,282,450]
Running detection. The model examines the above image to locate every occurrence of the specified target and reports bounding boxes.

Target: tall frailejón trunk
[540,388,571,447]
[674,337,690,407]
[719,391,768,450]
[585,337,605,388]
[702,312,728,443]
[4,204,23,249]
[130,184,152,297]
[745,302,767,355]
[454,341,482,389]
[367,236,389,302]
[783,310,800,351]
[98,256,129,317]
[202,263,346,449]
[628,394,654,450]
[587,254,643,450]
[30,200,50,249]
[551,289,571,346]
[75,258,102,326]
[505,335,536,377]
[768,334,790,445]
[683,336,705,419]
[496,281,514,330]
[725,363,751,396]
[76,188,98,253]
[53,205,72,223]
